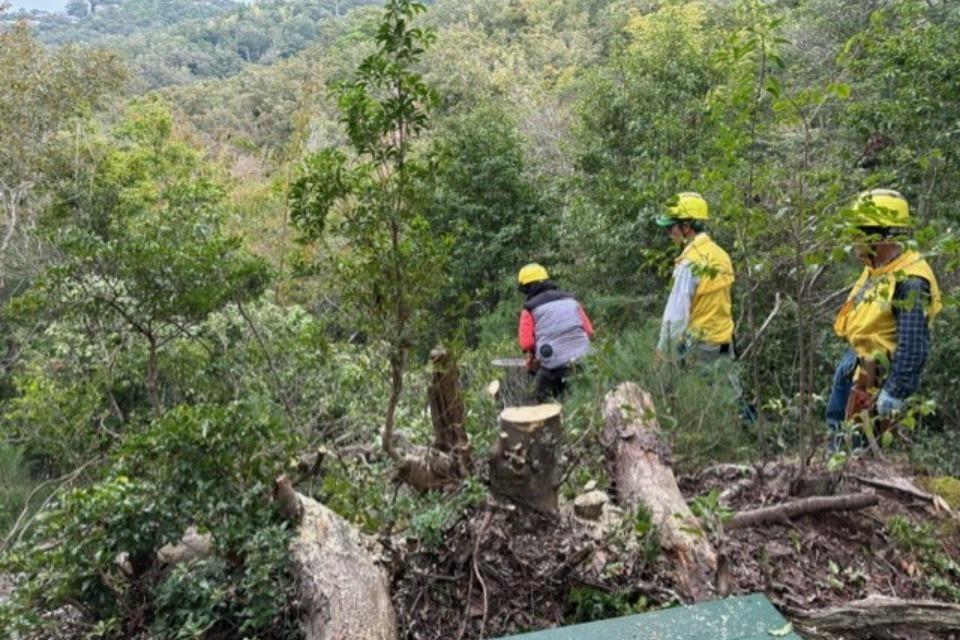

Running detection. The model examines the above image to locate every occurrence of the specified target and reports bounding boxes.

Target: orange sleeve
[578,305,594,338]
[518,309,536,352]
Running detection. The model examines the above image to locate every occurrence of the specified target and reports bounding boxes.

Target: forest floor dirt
[390,455,960,640]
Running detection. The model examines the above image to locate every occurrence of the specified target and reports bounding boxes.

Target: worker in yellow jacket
[827,189,942,448]
[655,192,736,363]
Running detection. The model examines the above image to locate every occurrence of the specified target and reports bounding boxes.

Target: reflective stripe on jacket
[678,233,735,345]
[834,250,942,360]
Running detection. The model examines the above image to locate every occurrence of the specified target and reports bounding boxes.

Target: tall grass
[564,326,754,475]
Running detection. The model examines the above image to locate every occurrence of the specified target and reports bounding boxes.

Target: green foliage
[291,0,449,458]
[689,489,733,538]
[0,22,124,294]
[913,433,960,478]
[0,442,36,533]
[839,0,960,225]
[919,306,960,432]
[0,93,309,634]
[29,0,383,90]
[565,585,648,624]
[561,327,753,475]
[3,400,301,639]
[407,477,487,548]
[886,515,960,602]
[151,521,299,638]
[5,0,960,633]
[628,503,661,567]
[22,98,269,416]
[568,1,726,291]
[424,105,551,344]
[1,359,114,474]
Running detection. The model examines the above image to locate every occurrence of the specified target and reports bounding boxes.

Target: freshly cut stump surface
[491,403,563,512]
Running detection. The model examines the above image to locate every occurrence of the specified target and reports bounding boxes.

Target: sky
[7,0,68,11]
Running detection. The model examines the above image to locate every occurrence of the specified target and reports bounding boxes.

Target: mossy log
[489,403,563,513]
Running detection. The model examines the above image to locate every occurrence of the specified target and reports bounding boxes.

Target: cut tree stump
[490,403,563,513]
[291,492,397,640]
[428,348,469,463]
[600,382,716,602]
[790,595,960,638]
[395,348,471,492]
[726,492,879,530]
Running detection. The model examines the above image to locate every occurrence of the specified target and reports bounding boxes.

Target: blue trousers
[826,349,857,449]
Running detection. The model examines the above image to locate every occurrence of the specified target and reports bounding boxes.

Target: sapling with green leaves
[290,0,449,460]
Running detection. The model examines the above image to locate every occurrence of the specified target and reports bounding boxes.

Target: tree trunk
[392,348,471,492]
[382,353,404,462]
[490,403,562,513]
[601,382,716,602]
[291,492,397,640]
[790,595,960,638]
[428,348,469,464]
[147,335,160,417]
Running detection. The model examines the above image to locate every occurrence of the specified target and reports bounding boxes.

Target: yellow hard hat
[852,189,911,229]
[657,192,709,226]
[518,263,549,286]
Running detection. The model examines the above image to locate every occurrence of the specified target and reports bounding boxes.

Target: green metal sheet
[493,594,802,640]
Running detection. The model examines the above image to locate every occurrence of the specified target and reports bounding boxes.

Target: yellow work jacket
[834,250,942,360]
[680,233,735,345]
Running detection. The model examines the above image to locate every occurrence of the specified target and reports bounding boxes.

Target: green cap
[656,215,679,227]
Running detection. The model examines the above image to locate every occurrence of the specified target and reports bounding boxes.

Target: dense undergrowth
[1,0,960,637]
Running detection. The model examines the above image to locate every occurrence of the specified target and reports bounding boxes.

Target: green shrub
[565,586,649,624]
[151,520,299,639]
[407,477,488,548]
[0,443,33,534]
[1,400,302,639]
[922,305,960,432]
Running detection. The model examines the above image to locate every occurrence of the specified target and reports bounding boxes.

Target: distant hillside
[30,0,241,44]
[14,0,383,90]
[160,0,607,162]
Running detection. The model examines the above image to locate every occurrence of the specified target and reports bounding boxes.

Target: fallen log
[397,447,463,492]
[789,595,960,638]
[601,382,716,602]
[291,492,397,640]
[847,474,953,513]
[726,492,878,530]
[490,403,563,513]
